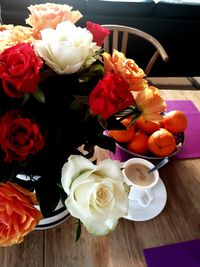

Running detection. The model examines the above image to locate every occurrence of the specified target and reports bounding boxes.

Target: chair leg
[145,51,159,76]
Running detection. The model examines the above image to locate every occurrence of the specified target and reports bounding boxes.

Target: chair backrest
[102,24,169,76]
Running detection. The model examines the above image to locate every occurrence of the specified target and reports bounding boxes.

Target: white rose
[34,21,100,74]
[61,155,128,236]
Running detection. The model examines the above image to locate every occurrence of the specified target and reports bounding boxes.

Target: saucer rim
[123,178,167,222]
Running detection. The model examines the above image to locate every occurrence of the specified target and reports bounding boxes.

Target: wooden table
[1,90,200,267]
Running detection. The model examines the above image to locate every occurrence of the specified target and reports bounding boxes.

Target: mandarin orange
[108,117,135,143]
[135,115,161,134]
[163,110,187,134]
[127,131,149,155]
[148,128,176,157]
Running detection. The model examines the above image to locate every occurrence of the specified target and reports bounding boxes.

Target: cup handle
[137,189,155,207]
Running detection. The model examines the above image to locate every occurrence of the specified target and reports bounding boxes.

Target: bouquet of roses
[0,3,166,246]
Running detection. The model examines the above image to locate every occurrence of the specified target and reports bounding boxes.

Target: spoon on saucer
[148,157,169,173]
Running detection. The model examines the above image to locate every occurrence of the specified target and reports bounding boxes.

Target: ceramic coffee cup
[122,158,159,207]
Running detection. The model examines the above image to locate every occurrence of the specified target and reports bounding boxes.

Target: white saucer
[123,178,167,221]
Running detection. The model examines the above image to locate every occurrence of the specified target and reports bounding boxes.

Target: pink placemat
[166,100,200,159]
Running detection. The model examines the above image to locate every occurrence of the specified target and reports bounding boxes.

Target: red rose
[89,72,134,119]
[86,21,110,46]
[0,110,45,163]
[0,43,43,98]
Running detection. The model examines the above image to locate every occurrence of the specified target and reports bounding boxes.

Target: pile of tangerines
[108,110,188,157]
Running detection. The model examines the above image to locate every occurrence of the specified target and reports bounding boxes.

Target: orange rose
[0,182,42,247]
[26,3,82,33]
[103,49,147,91]
[0,25,35,53]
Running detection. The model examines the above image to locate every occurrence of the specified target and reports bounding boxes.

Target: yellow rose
[0,25,35,53]
[0,182,42,247]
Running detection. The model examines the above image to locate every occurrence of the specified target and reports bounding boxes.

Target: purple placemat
[166,100,199,113]
[166,100,200,159]
[144,239,200,267]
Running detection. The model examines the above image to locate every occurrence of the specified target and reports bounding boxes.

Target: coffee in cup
[124,163,155,187]
[122,158,159,207]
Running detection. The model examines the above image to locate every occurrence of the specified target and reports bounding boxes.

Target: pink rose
[26,3,82,32]
[86,21,110,46]
[0,43,43,98]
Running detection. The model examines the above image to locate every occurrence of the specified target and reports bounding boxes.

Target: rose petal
[61,155,94,194]
[84,218,118,236]
[95,159,123,181]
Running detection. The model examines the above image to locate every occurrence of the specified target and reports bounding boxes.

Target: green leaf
[33,87,46,103]
[89,64,104,75]
[22,93,30,105]
[114,105,142,121]
[79,63,104,82]
[76,219,82,241]
[98,105,142,130]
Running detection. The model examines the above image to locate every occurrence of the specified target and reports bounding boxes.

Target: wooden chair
[102,24,169,76]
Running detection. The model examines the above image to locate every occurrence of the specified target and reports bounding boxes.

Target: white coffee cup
[122,158,159,207]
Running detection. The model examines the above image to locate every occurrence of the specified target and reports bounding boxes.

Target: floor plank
[1,230,44,267]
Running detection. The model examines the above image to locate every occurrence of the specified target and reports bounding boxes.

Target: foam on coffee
[124,163,155,186]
